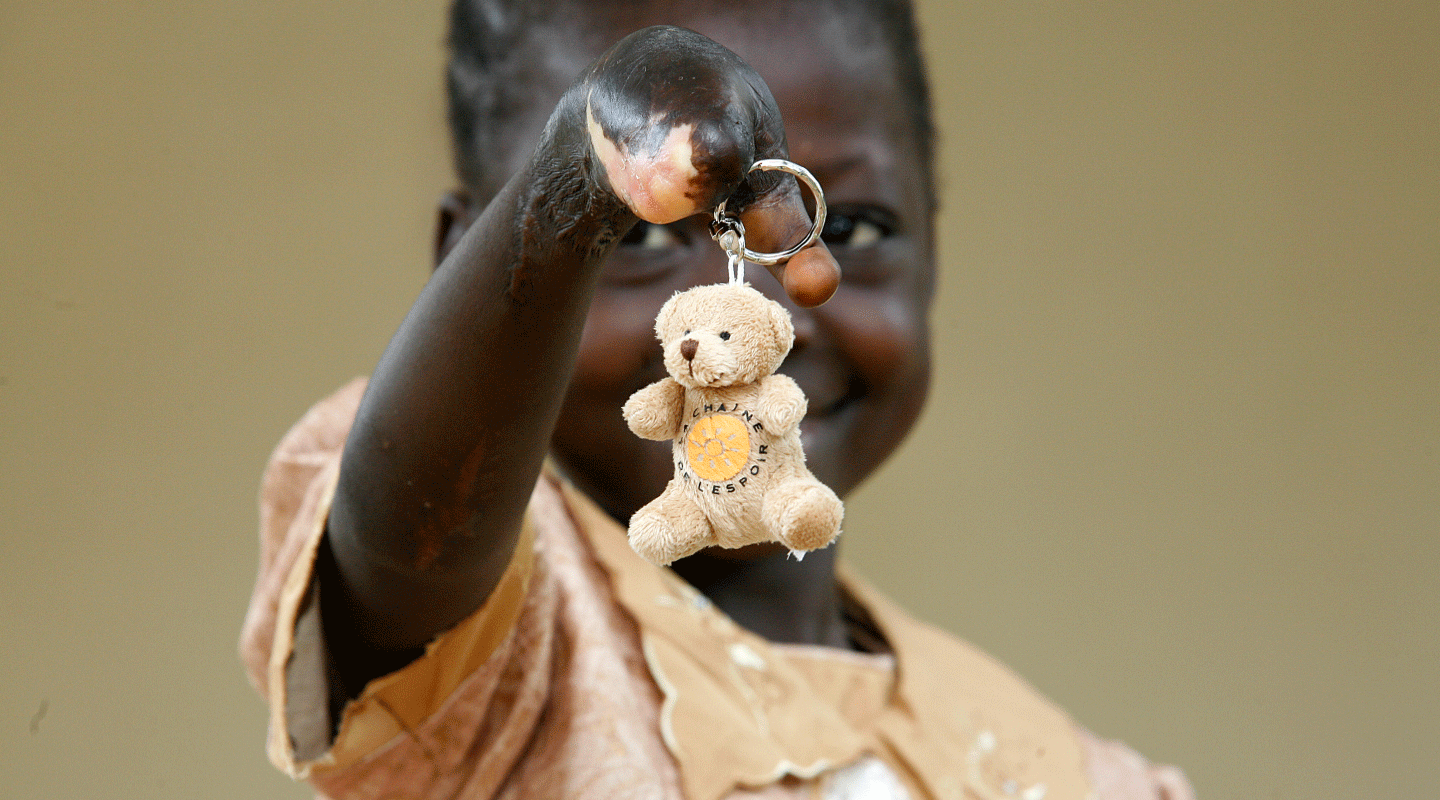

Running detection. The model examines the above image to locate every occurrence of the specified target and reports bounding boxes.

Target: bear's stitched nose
[680,339,698,361]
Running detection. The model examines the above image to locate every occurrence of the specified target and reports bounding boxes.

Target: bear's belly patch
[686,414,749,480]
[673,404,771,495]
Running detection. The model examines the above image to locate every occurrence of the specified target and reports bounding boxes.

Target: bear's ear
[767,298,795,361]
[655,291,683,341]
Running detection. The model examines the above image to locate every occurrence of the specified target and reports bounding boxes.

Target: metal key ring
[712,159,827,267]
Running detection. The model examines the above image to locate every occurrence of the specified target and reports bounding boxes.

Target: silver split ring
[711,159,827,267]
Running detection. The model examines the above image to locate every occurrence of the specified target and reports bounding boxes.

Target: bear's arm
[623,377,687,440]
[754,374,807,435]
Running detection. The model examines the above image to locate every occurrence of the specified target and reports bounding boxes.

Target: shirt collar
[554,474,1092,800]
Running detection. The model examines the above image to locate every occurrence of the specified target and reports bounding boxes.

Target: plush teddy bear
[622,282,844,565]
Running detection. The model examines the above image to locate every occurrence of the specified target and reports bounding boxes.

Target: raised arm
[320,27,839,685]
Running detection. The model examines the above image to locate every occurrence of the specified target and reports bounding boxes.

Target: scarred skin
[322,26,844,687]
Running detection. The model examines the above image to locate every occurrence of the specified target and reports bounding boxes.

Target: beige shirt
[240,379,1194,800]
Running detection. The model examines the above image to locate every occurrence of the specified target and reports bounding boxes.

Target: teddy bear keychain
[622,159,844,565]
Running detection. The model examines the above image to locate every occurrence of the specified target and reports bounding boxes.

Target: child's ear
[433,189,475,270]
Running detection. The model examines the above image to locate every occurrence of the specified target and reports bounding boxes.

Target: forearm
[328,93,631,651]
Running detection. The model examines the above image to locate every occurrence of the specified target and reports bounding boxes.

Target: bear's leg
[628,482,715,565]
[762,478,843,554]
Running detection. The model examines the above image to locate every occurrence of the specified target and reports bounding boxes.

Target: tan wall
[1,2,1434,797]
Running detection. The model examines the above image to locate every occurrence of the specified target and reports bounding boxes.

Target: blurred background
[1,2,1435,797]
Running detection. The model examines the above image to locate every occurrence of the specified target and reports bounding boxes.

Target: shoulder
[264,377,368,469]
[258,377,367,532]
[260,377,366,495]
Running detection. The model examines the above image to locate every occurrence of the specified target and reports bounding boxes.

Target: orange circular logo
[686,414,751,481]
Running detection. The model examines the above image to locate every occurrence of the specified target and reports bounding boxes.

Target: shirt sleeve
[238,379,539,781]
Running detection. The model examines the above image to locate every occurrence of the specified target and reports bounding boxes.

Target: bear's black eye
[684,329,691,335]
[719,331,731,340]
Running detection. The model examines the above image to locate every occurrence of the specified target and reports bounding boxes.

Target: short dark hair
[445,0,936,207]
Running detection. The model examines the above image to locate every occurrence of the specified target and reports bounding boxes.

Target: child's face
[448,8,935,524]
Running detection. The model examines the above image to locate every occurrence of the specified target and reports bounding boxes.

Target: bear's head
[655,283,794,389]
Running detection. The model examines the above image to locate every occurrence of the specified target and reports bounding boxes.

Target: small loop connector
[710,216,748,284]
[710,159,827,273]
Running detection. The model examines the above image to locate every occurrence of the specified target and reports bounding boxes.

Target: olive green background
[2,2,1435,798]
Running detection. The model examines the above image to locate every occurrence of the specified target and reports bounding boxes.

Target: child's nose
[680,339,699,361]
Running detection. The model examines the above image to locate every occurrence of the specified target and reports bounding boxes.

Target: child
[242,2,1194,798]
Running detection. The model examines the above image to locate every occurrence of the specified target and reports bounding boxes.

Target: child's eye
[620,221,686,250]
[821,207,896,249]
